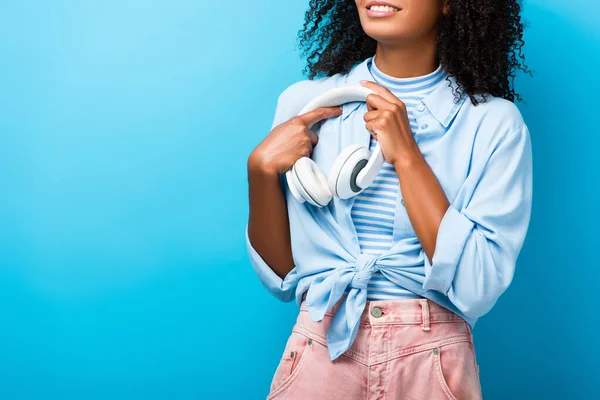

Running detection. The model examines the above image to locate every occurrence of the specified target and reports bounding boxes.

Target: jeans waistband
[300,293,465,330]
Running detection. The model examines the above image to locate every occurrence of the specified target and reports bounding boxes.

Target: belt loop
[419,299,431,331]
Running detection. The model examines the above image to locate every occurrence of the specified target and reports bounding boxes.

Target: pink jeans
[266,296,482,399]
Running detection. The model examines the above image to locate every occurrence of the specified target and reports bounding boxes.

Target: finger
[365,122,378,138]
[297,106,343,127]
[360,80,400,104]
[363,110,382,122]
[307,129,319,147]
[365,93,396,111]
[307,137,314,156]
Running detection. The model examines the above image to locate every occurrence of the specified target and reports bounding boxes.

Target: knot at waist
[304,252,381,361]
[304,252,379,320]
[349,252,378,290]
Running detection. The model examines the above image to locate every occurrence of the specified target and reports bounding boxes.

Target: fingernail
[360,80,367,84]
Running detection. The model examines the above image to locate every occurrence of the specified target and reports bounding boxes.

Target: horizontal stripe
[353,199,396,209]
[357,191,397,201]
[353,221,394,231]
[357,233,393,241]
[366,290,420,299]
[371,69,445,89]
[352,219,395,230]
[367,183,398,190]
[356,228,393,235]
[369,73,448,94]
[360,244,392,251]
[351,206,395,217]
[351,210,395,221]
[371,179,399,187]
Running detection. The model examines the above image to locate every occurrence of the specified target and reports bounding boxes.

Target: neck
[373,37,438,78]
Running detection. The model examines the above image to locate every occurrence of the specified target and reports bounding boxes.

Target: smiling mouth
[367,4,401,12]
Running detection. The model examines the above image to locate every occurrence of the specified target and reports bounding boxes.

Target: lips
[365,1,401,12]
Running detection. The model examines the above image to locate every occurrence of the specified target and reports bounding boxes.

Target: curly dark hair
[297,0,531,105]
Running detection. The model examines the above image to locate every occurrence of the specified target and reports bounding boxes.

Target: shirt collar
[342,56,467,128]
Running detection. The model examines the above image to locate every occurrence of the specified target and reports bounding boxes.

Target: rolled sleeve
[422,204,475,294]
[244,84,302,303]
[421,125,533,319]
[245,223,298,303]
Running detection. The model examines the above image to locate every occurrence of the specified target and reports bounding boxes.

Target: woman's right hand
[248,106,343,176]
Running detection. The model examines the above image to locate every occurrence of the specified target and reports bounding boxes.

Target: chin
[362,26,408,43]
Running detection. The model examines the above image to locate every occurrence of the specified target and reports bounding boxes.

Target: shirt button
[371,307,383,318]
[421,124,428,130]
[400,198,405,207]
[416,104,425,112]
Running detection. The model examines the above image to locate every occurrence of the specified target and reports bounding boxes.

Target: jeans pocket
[431,339,482,400]
[267,330,314,399]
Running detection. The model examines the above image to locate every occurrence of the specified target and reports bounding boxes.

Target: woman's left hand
[360,80,421,166]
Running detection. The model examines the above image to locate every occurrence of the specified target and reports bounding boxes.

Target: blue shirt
[357,56,449,301]
[245,55,533,361]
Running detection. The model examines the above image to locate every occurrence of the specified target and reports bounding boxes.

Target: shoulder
[466,95,526,134]
[460,94,530,150]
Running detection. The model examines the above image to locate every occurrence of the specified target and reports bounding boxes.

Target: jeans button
[371,307,383,318]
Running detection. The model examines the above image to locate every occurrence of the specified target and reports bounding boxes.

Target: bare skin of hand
[360,79,450,264]
[247,105,343,279]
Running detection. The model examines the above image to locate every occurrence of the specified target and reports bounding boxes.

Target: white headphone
[285,86,384,207]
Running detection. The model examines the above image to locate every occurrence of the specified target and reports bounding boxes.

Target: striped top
[352,55,450,301]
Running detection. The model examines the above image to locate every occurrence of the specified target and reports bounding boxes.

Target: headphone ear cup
[293,157,333,207]
[285,168,307,204]
[328,144,371,199]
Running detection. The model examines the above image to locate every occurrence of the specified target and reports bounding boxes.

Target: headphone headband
[299,86,376,122]
[297,86,384,189]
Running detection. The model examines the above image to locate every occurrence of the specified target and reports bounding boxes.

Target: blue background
[0,0,598,399]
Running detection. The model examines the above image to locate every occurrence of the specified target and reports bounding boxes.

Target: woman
[246,0,532,398]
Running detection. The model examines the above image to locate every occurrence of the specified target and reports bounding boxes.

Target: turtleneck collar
[342,55,467,128]
[368,54,447,93]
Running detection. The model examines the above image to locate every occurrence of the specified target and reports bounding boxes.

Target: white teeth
[370,5,399,12]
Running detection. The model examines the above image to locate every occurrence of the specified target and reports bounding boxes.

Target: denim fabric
[267,297,482,400]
